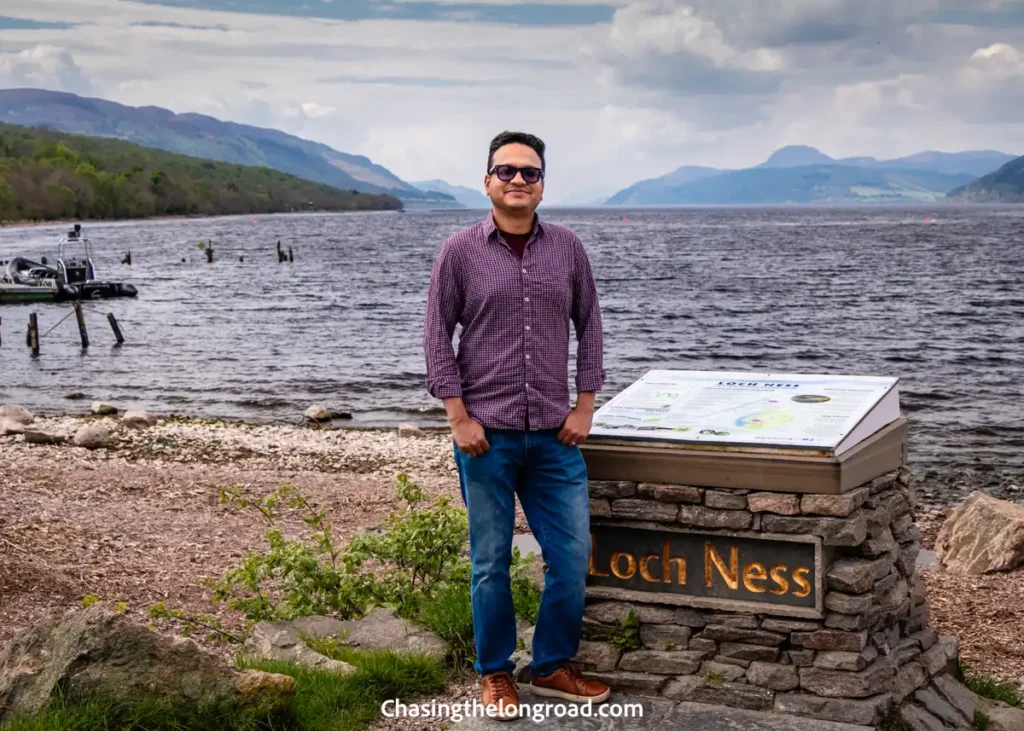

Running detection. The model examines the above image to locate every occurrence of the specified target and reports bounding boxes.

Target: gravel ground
[1,411,1021,725]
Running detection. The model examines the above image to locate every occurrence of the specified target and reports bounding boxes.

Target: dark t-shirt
[500,229,531,258]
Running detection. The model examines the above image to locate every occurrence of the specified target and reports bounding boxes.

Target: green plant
[957,659,1022,707]
[702,670,726,687]
[418,583,476,669]
[212,476,472,628]
[607,610,641,651]
[300,629,350,662]
[975,709,990,731]
[879,708,911,731]
[240,648,446,731]
[147,601,242,644]
[3,694,283,731]
[510,549,542,625]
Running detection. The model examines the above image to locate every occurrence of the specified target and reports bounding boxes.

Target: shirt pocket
[532,266,573,319]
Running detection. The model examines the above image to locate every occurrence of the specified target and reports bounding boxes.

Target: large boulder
[74,424,110,449]
[0,405,34,425]
[0,607,295,723]
[122,410,158,429]
[936,491,1024,574]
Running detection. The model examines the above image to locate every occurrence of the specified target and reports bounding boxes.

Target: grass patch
[4,649,447,731]
[957,659,1022,707]
[4,695,281,731]
[239,650,447,731]
[418,583,476,669]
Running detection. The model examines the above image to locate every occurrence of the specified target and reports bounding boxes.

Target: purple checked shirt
[424,214,605,431]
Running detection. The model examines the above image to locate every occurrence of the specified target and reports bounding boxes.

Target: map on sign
[590,370,900,453]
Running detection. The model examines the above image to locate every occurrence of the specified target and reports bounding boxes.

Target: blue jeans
[453,428,591,678]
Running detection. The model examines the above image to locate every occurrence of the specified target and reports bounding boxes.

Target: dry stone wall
[569,468,958,726]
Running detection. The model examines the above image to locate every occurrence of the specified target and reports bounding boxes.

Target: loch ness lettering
[588,524,820,610]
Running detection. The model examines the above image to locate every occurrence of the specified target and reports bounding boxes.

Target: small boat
[0,280,69,305]
[54,225,138,299]
[0,225,137,304]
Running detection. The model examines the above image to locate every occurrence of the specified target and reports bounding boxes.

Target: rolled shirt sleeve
[423,239,465,399]
[570,235,605,394]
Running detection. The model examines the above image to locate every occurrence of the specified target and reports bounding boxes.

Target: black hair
[487,131,546,173]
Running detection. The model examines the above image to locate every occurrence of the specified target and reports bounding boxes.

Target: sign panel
[590,370,898,450]
[588,524,820,612]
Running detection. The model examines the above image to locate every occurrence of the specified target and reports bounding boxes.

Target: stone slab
[450,687,874,730]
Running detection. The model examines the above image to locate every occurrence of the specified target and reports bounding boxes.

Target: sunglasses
[489,164,545,184]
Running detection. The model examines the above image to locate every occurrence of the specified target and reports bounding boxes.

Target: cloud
[0,44,92,94]
[0,0,1022,199]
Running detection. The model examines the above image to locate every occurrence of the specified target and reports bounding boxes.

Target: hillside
[605,146,1015,205]
[620,165,974,205]
[947,155,1024,202]
[0,89,455,205]
[605,166,721,206]
[0,122,401,222]
[412,179,489,209]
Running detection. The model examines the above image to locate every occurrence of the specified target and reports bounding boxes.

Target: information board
[590,370,899,452]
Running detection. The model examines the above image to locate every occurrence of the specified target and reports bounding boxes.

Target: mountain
[946,155,1024,202]
[0,88,455,205]
[0,122,400,223]
[412,179,490,209]
[837,150,1017,177]
[605,166,721,206]
[623,165,974,205]
[758,145,834,168]
[605,145,1016,205]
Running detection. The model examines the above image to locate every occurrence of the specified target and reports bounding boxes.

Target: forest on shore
[0,123,402,223]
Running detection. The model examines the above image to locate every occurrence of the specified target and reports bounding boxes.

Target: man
[423,131,609,721]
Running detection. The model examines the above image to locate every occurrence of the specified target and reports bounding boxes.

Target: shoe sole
[529,685,611,703]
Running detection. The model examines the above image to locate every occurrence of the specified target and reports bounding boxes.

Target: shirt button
[522,268,527,273]
[525,383,530,389]
[525,325,530,331]
[526,354,531,360]
[524,297,530,302]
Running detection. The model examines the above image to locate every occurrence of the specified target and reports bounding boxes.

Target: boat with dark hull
[0,225,137,304]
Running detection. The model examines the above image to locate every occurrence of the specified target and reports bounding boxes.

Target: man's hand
[452,415,489,457]
[558,406,593,447]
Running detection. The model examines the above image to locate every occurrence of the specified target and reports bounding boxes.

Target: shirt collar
[484,212,543,241]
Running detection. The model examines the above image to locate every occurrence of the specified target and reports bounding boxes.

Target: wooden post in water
[107,313,125,345]
[75,304,89,349]
[206,244,214,264]
[288,247,294,263]
[28,313,39,356]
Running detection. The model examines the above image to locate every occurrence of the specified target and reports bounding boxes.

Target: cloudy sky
[1,0,1023,202]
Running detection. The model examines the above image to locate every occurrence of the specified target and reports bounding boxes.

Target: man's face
[485,143,544,213]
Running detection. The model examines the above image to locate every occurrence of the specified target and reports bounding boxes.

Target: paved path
[450,689,871,730]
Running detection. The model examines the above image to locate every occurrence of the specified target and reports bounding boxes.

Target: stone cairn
[562,468,960,727]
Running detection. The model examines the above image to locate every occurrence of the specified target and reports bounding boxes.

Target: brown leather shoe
[530,664,611,703]
[482,671,520,721]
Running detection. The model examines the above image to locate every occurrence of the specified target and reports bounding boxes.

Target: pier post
[28,313,39,356]
[107,313,125,345]
[75,304,89,349]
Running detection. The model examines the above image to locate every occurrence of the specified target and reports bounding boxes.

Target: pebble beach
[1,410,1021,710]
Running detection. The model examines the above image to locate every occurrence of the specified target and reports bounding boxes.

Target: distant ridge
[412,179,490,209]
[604,145,1017,205]
[946,154,1024,202]
[0,88,456,205]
